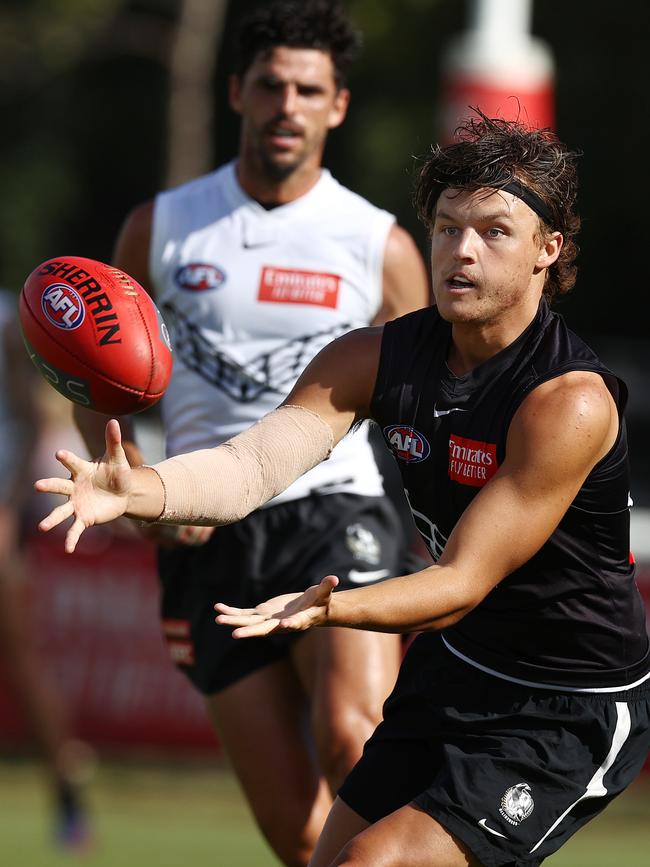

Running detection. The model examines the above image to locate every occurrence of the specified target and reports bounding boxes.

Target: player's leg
[205,660,332,867]
[291,627,400,793]
[326,803,479,867]
[0,548,91,848]
[289,493,405,792]
[159,519,333,867]
[307,796,370,867]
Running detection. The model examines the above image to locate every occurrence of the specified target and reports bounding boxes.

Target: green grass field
[0,757,647,866]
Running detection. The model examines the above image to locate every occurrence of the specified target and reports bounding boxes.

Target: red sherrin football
[20,256,172,414]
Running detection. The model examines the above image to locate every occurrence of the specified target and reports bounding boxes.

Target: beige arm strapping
[149,404,334,525]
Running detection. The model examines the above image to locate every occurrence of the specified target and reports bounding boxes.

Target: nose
[279,83,298,115]
[452,228,477,262]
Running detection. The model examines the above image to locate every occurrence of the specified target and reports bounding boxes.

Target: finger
[55,449,87,477]
[38,501,75,532]
[34,477,74,497]
[278,613,309,631]
[215,611,266,626]
[231,620,280,639]
[178,525,211,546]
[65,517,87,554]
[105,419,125,459]
[320,574,339,594]
[214,603,258,616]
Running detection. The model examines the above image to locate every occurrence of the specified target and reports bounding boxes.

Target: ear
[327,87,351,130]
[228,75,242,114]
[535,231,563,271]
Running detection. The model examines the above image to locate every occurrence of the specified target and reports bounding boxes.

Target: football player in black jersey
[36,112,649,867]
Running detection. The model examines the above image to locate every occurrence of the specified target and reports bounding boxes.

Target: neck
[447,296,542,377]
[235,149,323,205]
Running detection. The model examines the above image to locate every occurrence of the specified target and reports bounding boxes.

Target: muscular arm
[216,372,621,637]
[372,224,430,325]
[323,372,619,632]
[36,327,384,550]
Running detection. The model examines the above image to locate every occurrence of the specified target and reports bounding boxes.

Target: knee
[313,704,377,791]
[331,833,385,867]
[253,792,327,867]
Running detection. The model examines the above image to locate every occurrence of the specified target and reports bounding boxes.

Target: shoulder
[119,200,155,243]
[509,371,619,469]
[382,225,429,291]
[113,199,156,290]
[319,171,395,220]
[304,325,384,394]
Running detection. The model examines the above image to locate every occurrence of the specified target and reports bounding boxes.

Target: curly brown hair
[414,110,581,301]
[233,0,362,90]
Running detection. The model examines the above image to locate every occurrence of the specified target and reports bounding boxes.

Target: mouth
[264,123,304,148]
[444,273,477,294]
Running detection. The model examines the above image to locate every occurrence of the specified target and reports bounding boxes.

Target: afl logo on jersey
[41,283,85,330]
[175,263,226,292]
[384,425,430,463]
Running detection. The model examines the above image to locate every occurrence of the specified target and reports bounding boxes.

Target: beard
[258,149,304,182]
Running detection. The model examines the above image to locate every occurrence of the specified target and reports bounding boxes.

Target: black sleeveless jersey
[371,300,650,690]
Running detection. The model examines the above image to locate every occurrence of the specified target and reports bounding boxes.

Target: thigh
[293,627,401,731]
[207,659,332,861]
[336,803,478,867]
[291,627,401,792]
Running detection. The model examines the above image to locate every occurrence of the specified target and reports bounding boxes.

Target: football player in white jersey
[73,2,428,864]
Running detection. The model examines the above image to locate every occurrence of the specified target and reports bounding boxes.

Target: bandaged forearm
[150,405,334,525]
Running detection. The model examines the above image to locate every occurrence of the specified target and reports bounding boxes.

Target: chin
[260,152,304,182]
[434,297,475,324]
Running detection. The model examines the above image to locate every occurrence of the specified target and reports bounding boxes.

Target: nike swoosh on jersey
[478,819,508,839]
[347,568,390,584]
[433,406,468,418]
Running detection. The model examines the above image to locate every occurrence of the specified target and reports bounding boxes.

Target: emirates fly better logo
[449,434,498,487]
[41,283,85,330]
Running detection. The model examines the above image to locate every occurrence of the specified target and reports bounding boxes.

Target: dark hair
[232,0,362,89]
[414,110,581,301]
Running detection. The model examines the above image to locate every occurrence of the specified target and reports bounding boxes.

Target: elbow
[419,584,483,632]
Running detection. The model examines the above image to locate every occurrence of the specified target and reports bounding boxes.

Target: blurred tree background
[1,0,648,493]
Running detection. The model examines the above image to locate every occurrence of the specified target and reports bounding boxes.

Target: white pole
[469,0,533,38]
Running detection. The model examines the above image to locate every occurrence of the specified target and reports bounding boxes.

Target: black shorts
[159,492,407,695]
[339,632,650,867]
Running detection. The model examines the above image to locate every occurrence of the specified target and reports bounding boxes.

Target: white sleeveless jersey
[150,161,395,505]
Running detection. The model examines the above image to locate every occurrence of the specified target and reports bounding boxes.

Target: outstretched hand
[35,419,132,553]
[214,575,340,638]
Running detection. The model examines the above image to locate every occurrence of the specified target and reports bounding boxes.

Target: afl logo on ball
[41,283,85,330]
[384,425,430,463]
[175,263,226,292]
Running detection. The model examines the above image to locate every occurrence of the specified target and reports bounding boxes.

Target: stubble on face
[430,188,544,329]
[234,46,344,189]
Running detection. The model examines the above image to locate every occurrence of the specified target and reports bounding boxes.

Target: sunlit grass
[0,757,647,866]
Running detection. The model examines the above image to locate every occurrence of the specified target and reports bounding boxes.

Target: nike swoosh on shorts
[478,818,508,839]
[347,568,390,584]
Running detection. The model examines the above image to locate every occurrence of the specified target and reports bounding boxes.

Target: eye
[258,76,282,91]
[297,85,324,97]
[486,227,505,238]
[441,226,457,237]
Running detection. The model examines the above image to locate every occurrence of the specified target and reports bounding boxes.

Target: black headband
[499,180,554,225]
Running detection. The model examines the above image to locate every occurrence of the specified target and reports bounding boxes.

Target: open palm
[215,575,340,638]
[35,419,132,553]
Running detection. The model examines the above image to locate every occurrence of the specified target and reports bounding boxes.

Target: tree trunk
[165,0,229,188]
